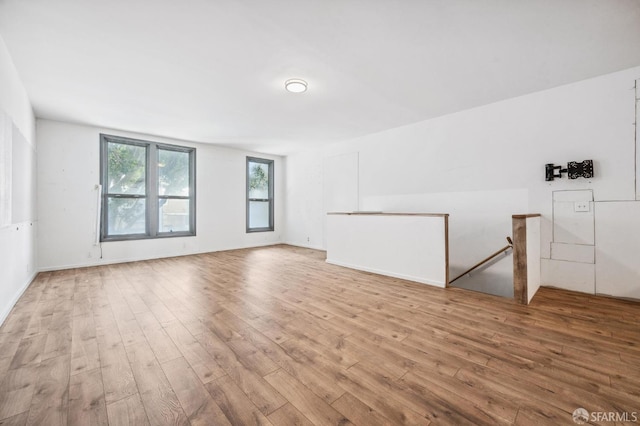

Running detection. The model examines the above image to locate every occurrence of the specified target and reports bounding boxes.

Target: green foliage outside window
[159,149,190,196]
[249,163,268,191]
[107,143,146,194]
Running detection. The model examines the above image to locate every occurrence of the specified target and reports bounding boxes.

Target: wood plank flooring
[1,244,639,425]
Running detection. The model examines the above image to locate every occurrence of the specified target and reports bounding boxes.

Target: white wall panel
[0,112,11,227]
[595,201,640,299]
[550,243,595,264]
[526,216,541,303]
[0,37,34,143]
[283,151,324,249]
[541,258,595,294]
[553,190,594,245]
[327,214,448,287]
[323,152,358,213]
[10,123,36,223]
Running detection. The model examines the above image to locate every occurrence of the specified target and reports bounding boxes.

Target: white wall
[37,120,284,270]
[285,65,640,297]
[284,149,324,249]
[327,213,448,287]
[0,39,34,144]
[526,216,541,303]
[595,202,640,299]
[0,36,37,326]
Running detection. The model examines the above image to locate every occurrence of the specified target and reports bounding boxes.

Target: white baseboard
[325,259,445,288]
[38,241,284,272]
[283,241,326,251]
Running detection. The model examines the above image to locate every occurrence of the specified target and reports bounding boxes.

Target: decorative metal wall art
[545,160,593,181]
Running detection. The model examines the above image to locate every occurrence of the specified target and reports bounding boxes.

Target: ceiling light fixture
[285,79,307,93]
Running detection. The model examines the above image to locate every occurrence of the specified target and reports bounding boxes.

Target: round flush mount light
[284,78,308,93]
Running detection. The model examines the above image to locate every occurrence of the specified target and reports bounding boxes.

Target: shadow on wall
[449,249,514,299]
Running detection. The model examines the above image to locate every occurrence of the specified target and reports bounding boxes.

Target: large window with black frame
[100,134,195,241]
[246,156,274,232]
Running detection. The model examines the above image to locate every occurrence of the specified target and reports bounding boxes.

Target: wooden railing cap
[327,212,449,217]
[512,213,541,219]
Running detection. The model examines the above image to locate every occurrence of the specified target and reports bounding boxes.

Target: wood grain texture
[0,411,28,426]
[267,403,314,426]
[70,314,100,376]
[25,354,70,426]
[97,341,136,404]
[124,342,189,426]
[264,369,353,426]
[196,330,287,415]
[160,357,230,426]
[331,392,394,426]
[68,368,108,426]
[204,374,272,425]
[162,322,226,384]
[512,216,528,305]
[8,335,46,370]
[0,244,638,425]
[106,394,149,426]
[0,365,38,420]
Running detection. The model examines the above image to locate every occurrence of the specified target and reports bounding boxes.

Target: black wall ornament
[545,160,593,181]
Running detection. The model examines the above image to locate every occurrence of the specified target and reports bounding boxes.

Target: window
[246,157,274,232]
[100,134,195,241]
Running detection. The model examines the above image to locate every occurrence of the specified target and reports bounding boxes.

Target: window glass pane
[158,149,190,196]
[107,197,146,235]
[249,200,270,229]
[248,162,269,199]
[107,142,146,195]
[159,199,190,233]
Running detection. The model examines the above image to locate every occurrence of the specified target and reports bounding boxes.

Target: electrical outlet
[574,201,590,212]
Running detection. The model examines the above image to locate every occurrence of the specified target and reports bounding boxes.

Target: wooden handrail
[449,237,513,284]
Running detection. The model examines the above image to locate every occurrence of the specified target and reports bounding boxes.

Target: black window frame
[246,156,274,233]
[100,134,196,242]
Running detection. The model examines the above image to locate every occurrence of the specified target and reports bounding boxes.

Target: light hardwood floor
[0,244,639,425]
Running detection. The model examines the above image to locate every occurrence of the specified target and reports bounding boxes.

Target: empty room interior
[1,1,640,425]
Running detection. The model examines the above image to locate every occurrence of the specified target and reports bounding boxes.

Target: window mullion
[100,139,108,240]
[148,143,158,237]
[189,149,196,235]
[269,158,274,230]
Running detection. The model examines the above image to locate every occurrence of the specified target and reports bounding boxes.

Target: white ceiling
[1,0,640,155]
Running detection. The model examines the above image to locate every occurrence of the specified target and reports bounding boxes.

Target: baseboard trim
[37,241,284,272]
[282,241,326,251]
[325,259,445,288]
